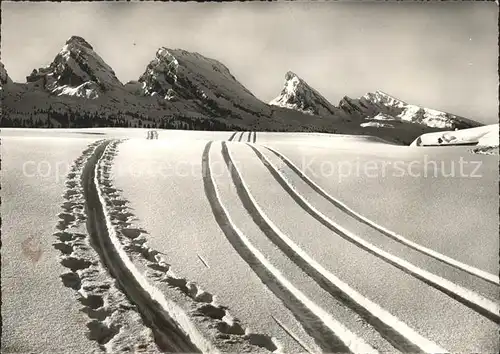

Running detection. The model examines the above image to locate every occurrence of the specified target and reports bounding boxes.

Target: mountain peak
[270,71,343,118]
[138,46,266,118]
[65,36,93,50]
[25,36,123,99]
[285,70,299,80]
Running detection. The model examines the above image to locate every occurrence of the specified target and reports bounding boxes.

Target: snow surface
[410,124,499,147]
[1,136,101,353]
[360,122,395,128]
[112,139,316,353]
[109,130,496,352]
[477,128,499,146]
[369,113,398,121]
[3,128,497,353]
[53,81,101,99]
[237,140,497,352]
[397,105,455,129]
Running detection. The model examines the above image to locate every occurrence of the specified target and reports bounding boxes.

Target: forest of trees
[0,106,244,131]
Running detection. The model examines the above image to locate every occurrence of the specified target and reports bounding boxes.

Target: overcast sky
[1,1,498,124]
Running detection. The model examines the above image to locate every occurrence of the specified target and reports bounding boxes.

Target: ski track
[222,142,449,353]
[50,134,494,353]
[228,131,255,143]
[54,139,161,353]
[270,315,314,354]
[262,145,499,286]
[247,144,500,324]
[202,141,379,354]
[96,140,279,353]
[87,140,209,353]
[228,132,238,142]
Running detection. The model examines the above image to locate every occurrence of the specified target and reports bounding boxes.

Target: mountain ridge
[0,35,484,144]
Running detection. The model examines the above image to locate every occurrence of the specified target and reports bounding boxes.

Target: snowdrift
[410,124,499,147]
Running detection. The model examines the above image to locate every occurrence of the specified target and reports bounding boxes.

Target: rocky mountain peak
[25,36,123,99]
[65,35,94,50]
[270,71,342,118]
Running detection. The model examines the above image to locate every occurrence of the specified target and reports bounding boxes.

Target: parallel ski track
[247,144,499,324]
[228,132,256,143]
[262,145,499,286]
[221,142,448,354]
[83,140,214,353]
[228,132,238,142]
[202,141,378,354]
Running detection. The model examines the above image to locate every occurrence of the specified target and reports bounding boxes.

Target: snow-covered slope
[477,128,499,147]
[340,91,481,130]
[370,113,398,121]
[25,36,124,99]
[360,121,394,128]
[410,124,499,147]
[270,71,344,118]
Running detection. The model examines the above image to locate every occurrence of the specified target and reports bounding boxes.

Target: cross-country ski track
[228,131,256,143]
[2,128,498,353]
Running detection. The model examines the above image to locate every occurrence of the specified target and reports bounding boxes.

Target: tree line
[0,107,242,131]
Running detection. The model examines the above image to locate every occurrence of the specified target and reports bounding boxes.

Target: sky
[1,1,498,124]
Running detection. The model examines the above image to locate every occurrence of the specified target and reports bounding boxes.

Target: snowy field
[1,127,498,353]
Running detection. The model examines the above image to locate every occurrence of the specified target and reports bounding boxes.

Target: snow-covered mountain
[137,47,275,122]
[270,71,344,118]
[1,35,484,145]
[2,37,326,132]
[268,76,481,130]
[25,36,124,99]
[338,91,480,130]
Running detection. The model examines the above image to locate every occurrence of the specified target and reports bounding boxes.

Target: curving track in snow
[245,144,499,323]
[202,141,378,354]
[82,140,208,353]
[201,138,497,352]
[260,145,499,286]
[60,137,282,353]
[228,131,256,143]
[219,142,447,353]
[53,132,497,353]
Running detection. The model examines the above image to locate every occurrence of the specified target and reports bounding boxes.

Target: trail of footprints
[54,140,160,353]
[97,141,279,352]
